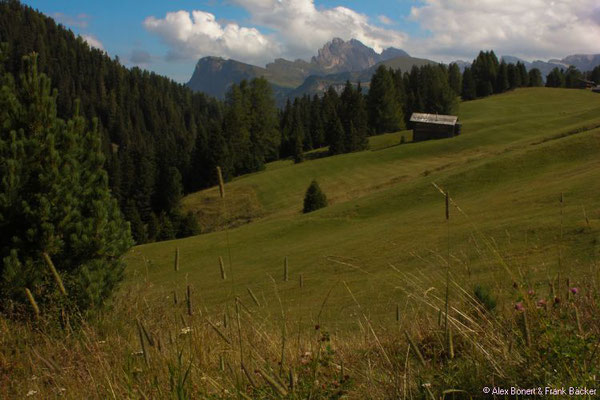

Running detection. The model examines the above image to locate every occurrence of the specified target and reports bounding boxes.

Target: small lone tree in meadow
[303,180,327,213]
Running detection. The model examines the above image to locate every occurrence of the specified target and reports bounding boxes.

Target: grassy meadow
[3,87,600,399]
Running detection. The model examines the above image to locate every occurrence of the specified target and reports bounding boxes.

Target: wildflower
[26,390,38,397]
[179,327,192,336]
[554,297,561,304]
[514,302,525,311]
[527,289,535,296]
[536,299,547,308]
[570,287,579,295]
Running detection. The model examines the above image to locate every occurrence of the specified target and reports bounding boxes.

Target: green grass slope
[126,88,600,327]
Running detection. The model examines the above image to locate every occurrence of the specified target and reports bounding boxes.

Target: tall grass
[1,191,598,399]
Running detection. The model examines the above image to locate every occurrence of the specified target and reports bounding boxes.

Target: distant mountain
[287,55,436,100]
[186,38,415,102]
[560,54,600,73]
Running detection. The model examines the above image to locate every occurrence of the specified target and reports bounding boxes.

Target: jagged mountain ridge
[186,38,418,101]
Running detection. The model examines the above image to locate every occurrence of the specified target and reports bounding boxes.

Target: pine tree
[546,68,565,88]
[448,63,462,95]
[461,67,477,100]
[0,54,132,314]
[517,62,529,87]
[367,66,404,134]
[327,113,345,155]
[564,66,583,88]
[302,180,327,213]
[496,62,509,93]
[528,68,543,87]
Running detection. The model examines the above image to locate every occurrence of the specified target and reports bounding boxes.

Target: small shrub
[303,180,328,213]
[474,284,497,312]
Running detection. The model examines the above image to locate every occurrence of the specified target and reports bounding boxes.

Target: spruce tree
[367,66,404,134]
[461,67,477,100]
[448,63,462,95]
[302,180,327,213]
[528,69,543,87]
[546,68,565,87]
[496,62,509,93]
[0,54,132,314]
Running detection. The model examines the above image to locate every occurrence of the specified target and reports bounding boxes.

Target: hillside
[126,88,600,323]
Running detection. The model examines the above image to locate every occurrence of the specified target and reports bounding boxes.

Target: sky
[22,0,600,83]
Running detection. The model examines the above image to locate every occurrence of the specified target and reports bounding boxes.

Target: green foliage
[302,180,327,213]
[367,66,404,134]
[461,67,477,100]
[528,68,543,87]
[564,66,583,88]
[448,63,462,95]
[473,285,497,312]
[546,67,565,88]
[0,54,132,314]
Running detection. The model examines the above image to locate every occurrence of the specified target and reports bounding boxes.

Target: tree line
[279,62,459,161]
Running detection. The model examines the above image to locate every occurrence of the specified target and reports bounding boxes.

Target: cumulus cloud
[408,0,600,61]
[81,34,104,51]
[144,0,407,66]
[144,10,280,65]
[144,0,600,66]
[231,0,407,59]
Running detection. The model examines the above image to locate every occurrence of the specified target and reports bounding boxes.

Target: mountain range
[186,38,600,104]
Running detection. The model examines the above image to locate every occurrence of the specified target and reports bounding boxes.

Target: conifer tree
[448,63,462,95]
[461,67,477,100]
[546,68,565,87]
[0,54,132,314]
[496,62,509,93]
[302,180,327,213]
[528,68,543,87]
[367,66,404,134]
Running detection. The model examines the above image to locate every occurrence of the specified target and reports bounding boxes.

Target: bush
[303,180,327,213]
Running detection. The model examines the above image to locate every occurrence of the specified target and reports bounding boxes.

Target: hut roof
[410,113,458,126]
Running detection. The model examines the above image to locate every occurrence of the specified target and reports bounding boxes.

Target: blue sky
[21,0,600,83]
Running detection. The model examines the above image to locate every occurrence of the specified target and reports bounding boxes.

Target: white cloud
[231,0,407,60]
[408,0,600,62]
[144,10,280,65]
[144,1,407,66]
[378,15,393,25]
[81,34,104,51]
[143,0,600,66]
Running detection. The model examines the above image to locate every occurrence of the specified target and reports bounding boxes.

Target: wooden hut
[410,113,460,142]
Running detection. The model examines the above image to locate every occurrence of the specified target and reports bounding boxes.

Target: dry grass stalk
[523,310,531,347]
[174,247,179,272]
[42,252,67,296]
[186,285,192,316]
[136,319,149,366]
[216,166,225,199]
[404,330,426,367]
[284,256,289,282]
[257,366,288,396]
[206,318,231,345]
[247,287,261,307]
[24,288,40,319]
[299,273,304,288]
[219,256,226,280]
[241,362,258,388]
